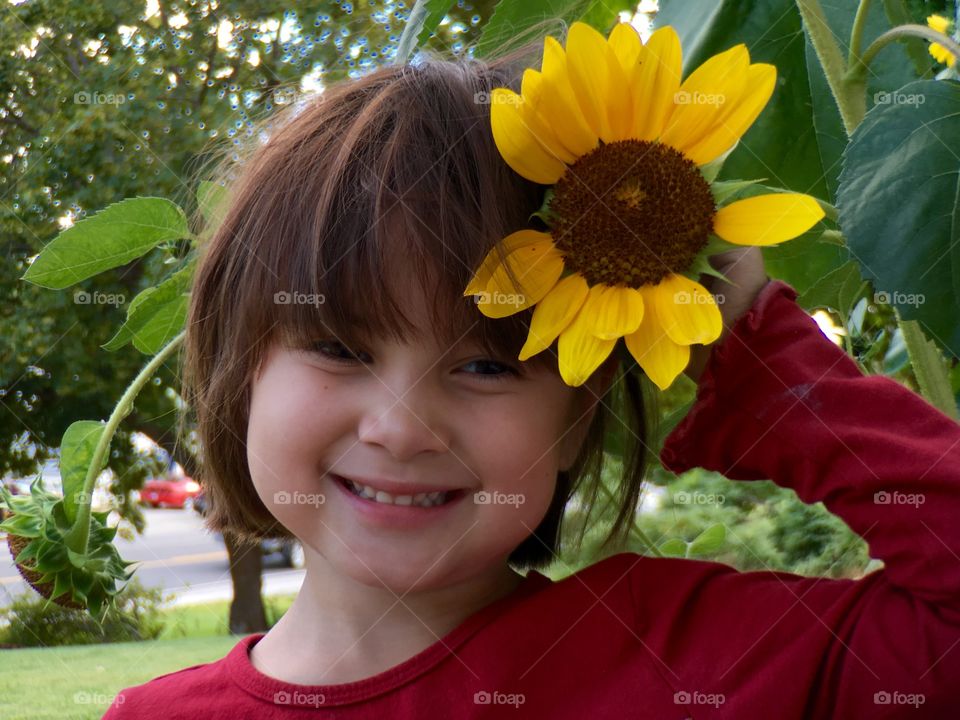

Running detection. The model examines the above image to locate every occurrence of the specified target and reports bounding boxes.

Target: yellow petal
[490,88,567,184]
[464,230,549,296]
[714,193,825,246]
[579,283,644,340]
[540,37,600,156]
[624,288,691,391]
[632,26,682,141]
[660,44,750,154]
[929,42,957,67]
[479,241,565,319]
[927,14,951,34]
[519,70,578,165]
[519,273,589,361]
[683,62,776,166]
[564,22,611,140]
[557,302,617,387]
[565,21,631,142]
[608,22,643,73]
[652,275,722,346]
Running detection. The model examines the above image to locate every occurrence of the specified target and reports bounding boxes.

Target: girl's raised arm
[640,277,960,717]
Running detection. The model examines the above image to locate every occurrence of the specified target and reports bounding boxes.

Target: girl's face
[246,275,604,593]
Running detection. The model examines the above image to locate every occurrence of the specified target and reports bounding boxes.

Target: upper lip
[333,473,467,496]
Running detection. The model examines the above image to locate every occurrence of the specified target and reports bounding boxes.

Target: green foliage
[640,467,871,577]
[59,421,108,525]
[475,0,634,56]
[556,461,870,579]
[22,198,190,290]
[0,577,167,648]
[838,79,960,357]
[103,259,195,354]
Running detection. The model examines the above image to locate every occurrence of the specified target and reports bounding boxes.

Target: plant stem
[882,0,939,75]
[64,330,187,554]
[848,0,874,69]
[795,0,865,136]
[852,25,960,79]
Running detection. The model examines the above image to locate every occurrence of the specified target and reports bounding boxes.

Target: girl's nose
[357,391,451,461]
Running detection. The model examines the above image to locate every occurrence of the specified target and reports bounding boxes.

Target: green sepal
[698,144,736,183]
[710,178,765,206]
[529,187,557,226]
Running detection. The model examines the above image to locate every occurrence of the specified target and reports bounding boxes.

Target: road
[0,506,304,609]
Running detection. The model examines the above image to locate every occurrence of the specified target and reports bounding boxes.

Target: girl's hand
[684,246,770,384]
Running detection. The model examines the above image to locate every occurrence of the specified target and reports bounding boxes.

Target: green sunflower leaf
[60,420,108,526]
[688,523,726,556]
[838,79,960,358]
[102,260,194,354]
[21,197,190,289]
[658,538,688,557]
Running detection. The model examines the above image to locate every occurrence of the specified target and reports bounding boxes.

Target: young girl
[104,26,958,720]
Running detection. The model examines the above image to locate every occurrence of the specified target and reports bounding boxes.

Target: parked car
[192,489,304,568]
[140,474,202,510]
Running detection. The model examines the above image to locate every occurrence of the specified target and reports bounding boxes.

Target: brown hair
[181,26,658,570]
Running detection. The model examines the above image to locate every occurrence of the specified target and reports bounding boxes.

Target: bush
[0,577,170,648]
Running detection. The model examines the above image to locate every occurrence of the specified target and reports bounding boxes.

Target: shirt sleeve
[655,278,960,717]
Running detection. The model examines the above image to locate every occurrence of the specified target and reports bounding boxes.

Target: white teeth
[345,479,448,507]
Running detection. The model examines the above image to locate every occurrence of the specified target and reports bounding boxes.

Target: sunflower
[927,14,957,67]
[463,21,825,389]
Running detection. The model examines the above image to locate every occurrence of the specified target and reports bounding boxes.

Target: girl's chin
[317,543,462,590]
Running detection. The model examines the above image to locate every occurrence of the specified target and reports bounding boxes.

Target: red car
[140,475,202,510]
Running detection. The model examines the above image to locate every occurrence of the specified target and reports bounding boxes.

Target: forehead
[268,211,547,368]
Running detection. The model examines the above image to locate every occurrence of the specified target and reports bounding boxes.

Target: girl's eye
[309,340,370,364]
[460,358,518,382]
[309,340,517,382]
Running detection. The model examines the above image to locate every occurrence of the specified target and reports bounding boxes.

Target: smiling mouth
[335,475,465,508]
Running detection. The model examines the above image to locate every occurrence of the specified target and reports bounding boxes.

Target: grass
[0,635,241,719]
[0,593,297,719]
[157,593,296,639]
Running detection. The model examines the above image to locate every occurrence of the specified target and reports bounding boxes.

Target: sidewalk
[161,568,305,607]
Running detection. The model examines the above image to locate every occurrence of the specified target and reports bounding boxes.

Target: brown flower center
[548,139,716,288]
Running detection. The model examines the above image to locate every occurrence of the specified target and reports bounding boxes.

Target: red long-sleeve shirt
[103,280,960,718]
